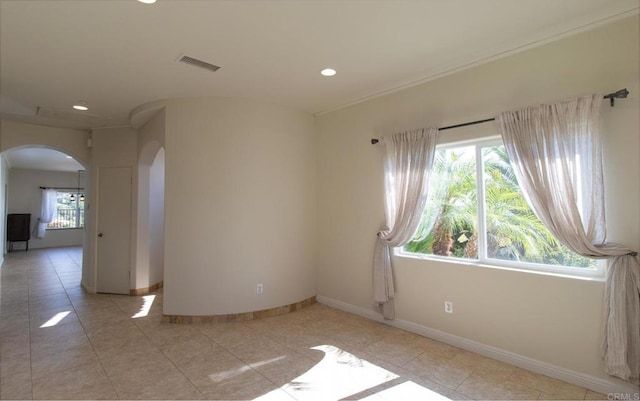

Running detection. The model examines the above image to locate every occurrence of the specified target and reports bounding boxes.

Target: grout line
[26,255,34,400]
[46,247,122,400]
[400,345,426,367]
[192,322,287,394]
[109,289,210,399]
[79,293,130,400]
[134,319,209,400]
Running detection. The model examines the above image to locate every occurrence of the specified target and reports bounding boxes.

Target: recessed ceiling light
[138,0,157,3]
[72,101,88,111]
[65,156,73,159]
[321,68,337,77]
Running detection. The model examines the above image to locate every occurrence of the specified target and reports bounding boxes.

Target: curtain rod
[370,88,629,145]
[39,187,85,191]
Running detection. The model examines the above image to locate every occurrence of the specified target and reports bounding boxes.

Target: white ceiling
[0,0,638,131]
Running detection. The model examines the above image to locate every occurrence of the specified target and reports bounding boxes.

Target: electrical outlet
[444,301,453,314]
[256,283,264,295]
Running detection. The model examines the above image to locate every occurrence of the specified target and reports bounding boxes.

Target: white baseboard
[316,295,639,394]
[81,281,96,293]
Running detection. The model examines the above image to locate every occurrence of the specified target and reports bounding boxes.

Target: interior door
[97,167,131,294]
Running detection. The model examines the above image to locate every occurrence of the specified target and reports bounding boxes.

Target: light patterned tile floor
[0,247,608,400]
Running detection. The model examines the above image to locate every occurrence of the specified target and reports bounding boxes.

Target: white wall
[148,148,164,287]
[0,120,90,166]
[7,168,85,250]
[316,15,639,389]
[84,127,137,292]
[163,97,317,316]
[0,156,8,260]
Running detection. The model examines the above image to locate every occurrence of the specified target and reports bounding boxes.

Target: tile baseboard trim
[163,296,316,324]
[130,281,164,296]
[316,295,637,395]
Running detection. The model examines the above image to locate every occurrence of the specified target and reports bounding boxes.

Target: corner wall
[162,97,317,316]
[315,15,639,389]
[84,127,137,292]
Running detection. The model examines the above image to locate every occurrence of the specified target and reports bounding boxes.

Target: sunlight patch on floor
[209,356,287,383]
[131,295,155,319]
[254,345,453,400]
[40,311,71,328]
[361,380,452,400]
[266,344,399,400]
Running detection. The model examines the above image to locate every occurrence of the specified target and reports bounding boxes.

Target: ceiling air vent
[177,55,221,72]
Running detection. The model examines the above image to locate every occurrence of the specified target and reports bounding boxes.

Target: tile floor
[0,247,608,400]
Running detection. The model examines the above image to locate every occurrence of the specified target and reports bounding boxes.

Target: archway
[0,119,93,289]
[0,145,89,270]
[133,142,165,294]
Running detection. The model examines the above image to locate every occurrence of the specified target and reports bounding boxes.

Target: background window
[47,191,85,229]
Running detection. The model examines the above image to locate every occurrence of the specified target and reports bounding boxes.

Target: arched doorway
[0,145,89,272]
[133,142,165,294]
[0,119,93,290]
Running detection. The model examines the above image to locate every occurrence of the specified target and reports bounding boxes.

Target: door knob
[98,233,104,238]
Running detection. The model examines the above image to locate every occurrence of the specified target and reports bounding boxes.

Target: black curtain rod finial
[605,88,629,98]
[604,88,629,107]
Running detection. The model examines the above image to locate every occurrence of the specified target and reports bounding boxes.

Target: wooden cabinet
[7,214,31,252]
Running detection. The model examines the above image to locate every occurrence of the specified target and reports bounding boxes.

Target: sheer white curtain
[34,189,57,239]
[373,127,438,319]
[496,93,640,384]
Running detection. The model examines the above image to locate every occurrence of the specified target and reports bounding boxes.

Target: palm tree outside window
[403,139,597,272]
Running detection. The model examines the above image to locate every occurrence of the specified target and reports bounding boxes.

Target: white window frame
[47,190,85,230]
[396,136,605,279]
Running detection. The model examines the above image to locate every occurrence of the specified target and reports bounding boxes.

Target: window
[47,191,85,229]
[401,138,598,273]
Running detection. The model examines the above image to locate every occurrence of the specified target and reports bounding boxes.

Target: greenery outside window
[47,191,85,229]
[401,138,599,275]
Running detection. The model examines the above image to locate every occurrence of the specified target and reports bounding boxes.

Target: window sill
[46,227,84,231]
[395,250,606,282]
